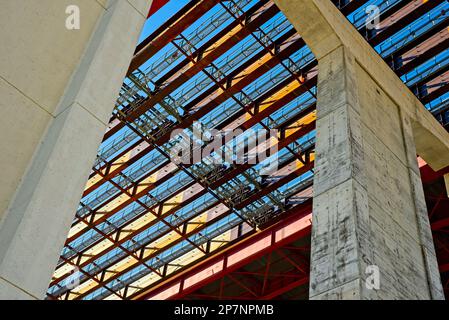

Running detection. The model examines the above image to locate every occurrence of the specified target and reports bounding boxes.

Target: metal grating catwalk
[47,0,449,300]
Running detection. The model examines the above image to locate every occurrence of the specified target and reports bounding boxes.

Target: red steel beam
[60,147,314,299]
[419,157,449,183]
[133,202,312,300]
[54,129,314,295]
[259,277,309,300]
[148,0,169,17]
[440,263,449,273]
[65,71,317,268]
[432,217,449,231]
[73,197,312,300]
[70,60,315,251]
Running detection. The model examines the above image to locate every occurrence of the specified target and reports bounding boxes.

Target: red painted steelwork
[419,157,449,184]
[134,202,312,300]
[148,0,169,17]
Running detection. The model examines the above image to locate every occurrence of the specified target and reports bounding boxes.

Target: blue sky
[138,0,191,44]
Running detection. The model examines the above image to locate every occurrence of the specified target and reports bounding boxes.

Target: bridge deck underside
[47,0,449,300]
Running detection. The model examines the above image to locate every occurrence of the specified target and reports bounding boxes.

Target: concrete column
[311,45,443,299]
[274,0,449,299]
[0,0,151,299]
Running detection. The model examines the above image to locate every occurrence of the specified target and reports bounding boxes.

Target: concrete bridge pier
[275,0,449,300]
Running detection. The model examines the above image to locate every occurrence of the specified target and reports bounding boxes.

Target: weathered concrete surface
[275,0,448,299]
[0,0,151,299]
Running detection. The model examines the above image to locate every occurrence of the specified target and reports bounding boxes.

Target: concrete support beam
[275,0,449,172]
[0,0,151,299]
[275,0,447,299]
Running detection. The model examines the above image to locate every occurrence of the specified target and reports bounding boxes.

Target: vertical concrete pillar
[0,0,151,299]
[274,0,449,299]
[311,45,443,299]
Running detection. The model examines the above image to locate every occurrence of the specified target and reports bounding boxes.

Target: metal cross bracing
[136,203,313,300]
[48,114,316,298]
[89,0,446,208]
[132,0,449,300]
[61,63,316,264]
[107,0,276,140]
[64,31,316,250]
[76,8,300,228]
[48,0,440,300]
[139,159,449,301]
[48,0,449,300]
[341,0,449,128]
[129,0,223,74]
[173,242,311,300]
[178,244,311,300]
[100,0,448,186]
[47,102,316,300]
[47,1,316,300]
[79,34,312,238]
[81,12,308,199]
